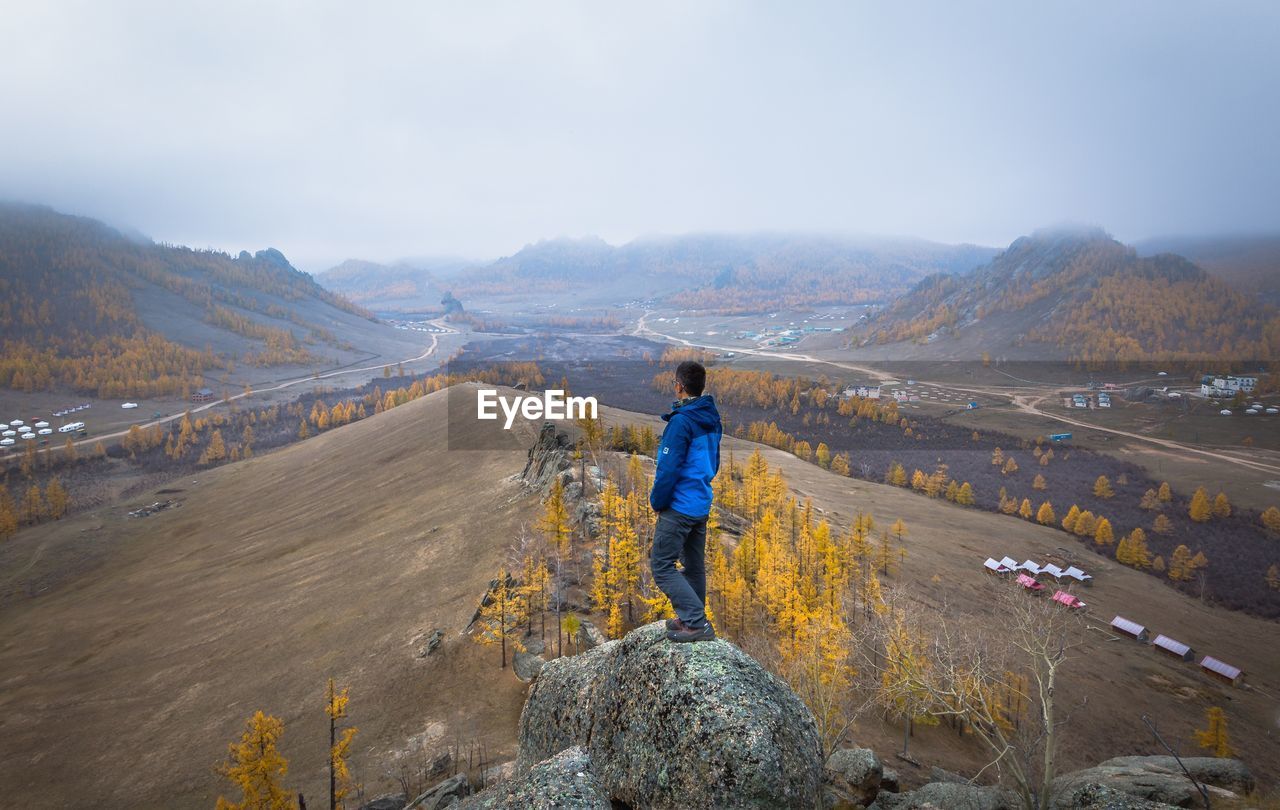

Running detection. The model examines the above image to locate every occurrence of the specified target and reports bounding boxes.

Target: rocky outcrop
[454,747,609,809]
[405,772,471,809]
[1092,756,1253,796]
[512,650,545,682]
[880,768,901,794]
[1051,755,1254,808]
[1060,784,1183,810]
[520,422,574,495]
[868,781,1016,810]
[516,622,823,809]
[824,747,883,808]
[574,619,607,651]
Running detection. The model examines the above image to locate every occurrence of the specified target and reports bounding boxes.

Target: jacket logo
[661,447,669,454]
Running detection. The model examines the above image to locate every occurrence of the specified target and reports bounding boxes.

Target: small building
[1200,656,1243,686]
[1040,563,1066,580]
[1017,560,1042,575]
[1052,590,1086,609]
[191,387,215,403]
[984,558,1012,575]
[1152,635,1194,662]
[1111,615,1149,641]
[967,401,980,410]
[999,556,1019,571]
[1016,573,1045,592]
[1200,375,1259,397]
[1063,566,1093,585]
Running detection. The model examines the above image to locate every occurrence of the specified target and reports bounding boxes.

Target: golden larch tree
[1195,706,1234,757]
[1263,506,1280,534]
[1092,475,1113,499]
[215,711,295,810]
[45,478,69,520]
[1188,487,1212,523]
[1093,518,1114,547]
[325,679,358,810]
[1036,501,1056,525]
[1061,505,1081,533]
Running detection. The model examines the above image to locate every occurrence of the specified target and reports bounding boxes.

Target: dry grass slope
[0,386,541,808]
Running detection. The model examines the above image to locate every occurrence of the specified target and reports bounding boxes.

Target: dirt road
[64,320,458,450]
[634,312,1280,476]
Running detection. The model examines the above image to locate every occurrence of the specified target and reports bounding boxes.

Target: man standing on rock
[650,360,722,643]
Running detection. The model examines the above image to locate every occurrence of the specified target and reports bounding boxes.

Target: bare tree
[862,586,1085,810]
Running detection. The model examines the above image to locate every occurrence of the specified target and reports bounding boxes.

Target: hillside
[858,228,1280,364]
[323,233,997,313]
[2,385,1277,806]
[0,204,405,398]
[1136,234,1280,307]
[0,386,542,808]
[315,257,472,313]
[595,400,1280,789]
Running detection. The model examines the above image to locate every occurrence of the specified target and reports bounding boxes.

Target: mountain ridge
[859,228,1280,363]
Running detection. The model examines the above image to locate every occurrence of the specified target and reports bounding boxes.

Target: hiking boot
[665,617,687,632]
[667,621,716,643]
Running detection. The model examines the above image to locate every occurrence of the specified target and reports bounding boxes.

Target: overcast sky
[2,2,1278,271]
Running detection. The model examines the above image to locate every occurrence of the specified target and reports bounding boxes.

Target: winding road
[634,311,1280,476]
[64,320,458,450]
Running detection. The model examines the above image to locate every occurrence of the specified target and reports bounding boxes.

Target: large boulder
[454,746,610,809]
[1093,756,1254,796]
[1052,756,1253,808]
[868,782,1016,810]
[824,747,883,808]
[512,650,545,682]
[517,621,823,809]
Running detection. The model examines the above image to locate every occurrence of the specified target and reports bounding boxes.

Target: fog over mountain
[2,2,1278,269]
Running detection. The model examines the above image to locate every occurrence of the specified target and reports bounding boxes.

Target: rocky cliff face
[514,621,823,809]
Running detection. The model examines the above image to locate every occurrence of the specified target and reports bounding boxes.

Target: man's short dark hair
[676,360,706,397]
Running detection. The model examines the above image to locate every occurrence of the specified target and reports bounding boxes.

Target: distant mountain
[429,233,997,312]
[1135,234,1280,306]
[859,227,1280,363]
[0,203,379,397]
[314,256,473,312]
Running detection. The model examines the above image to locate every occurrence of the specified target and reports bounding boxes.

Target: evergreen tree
[1211,492,1231,519]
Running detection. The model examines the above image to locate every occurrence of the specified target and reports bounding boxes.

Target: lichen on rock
[516,621,823,809]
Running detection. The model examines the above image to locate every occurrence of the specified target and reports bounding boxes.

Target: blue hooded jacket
[649,395,722,517]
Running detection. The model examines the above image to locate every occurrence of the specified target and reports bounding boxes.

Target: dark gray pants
[650,509,708,629]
